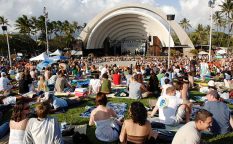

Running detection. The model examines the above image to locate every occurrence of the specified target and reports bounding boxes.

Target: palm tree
[15,15,31,35]
[219,0,233,47]
[213,11,225,46]
[179,18,192,33]
[195,24,206,46]
[29,16,39,39]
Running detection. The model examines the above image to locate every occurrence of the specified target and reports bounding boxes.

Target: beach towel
[80,102,127,118]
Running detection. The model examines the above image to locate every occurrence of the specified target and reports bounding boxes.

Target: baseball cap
[225,74,231,80]
[207,90,219,99]
[208,80,215,87]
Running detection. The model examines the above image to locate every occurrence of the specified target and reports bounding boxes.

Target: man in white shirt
[150,86,192,125]
[0,72,12,93]
[100,65,108,78]
[172,109,213,144]
[89,74,101,94]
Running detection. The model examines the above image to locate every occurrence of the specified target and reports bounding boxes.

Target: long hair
[11,102,29,122]
[130,102,147,126]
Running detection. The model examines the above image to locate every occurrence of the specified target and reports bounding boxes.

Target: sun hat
[208,80,215,87]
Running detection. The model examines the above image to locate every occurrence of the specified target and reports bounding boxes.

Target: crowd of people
[0,54,232,143]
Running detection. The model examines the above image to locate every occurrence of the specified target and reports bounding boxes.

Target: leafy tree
[179,18,192,33]
[15,15,31,35]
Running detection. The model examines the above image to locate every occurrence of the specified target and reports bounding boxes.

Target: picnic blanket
[80,102,127,118]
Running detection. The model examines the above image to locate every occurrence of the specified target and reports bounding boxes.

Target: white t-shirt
[156,95,183,125]
[3,96,16,105]
[89,79,101,94]
[0,77,10,91]
[100,67,108,77]
[172,121,201,144]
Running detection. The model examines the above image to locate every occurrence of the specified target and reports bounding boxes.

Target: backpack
[72,132,92,144]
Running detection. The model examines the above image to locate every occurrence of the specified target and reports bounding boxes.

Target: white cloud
[179,0,223,29]
[0,0,225,33]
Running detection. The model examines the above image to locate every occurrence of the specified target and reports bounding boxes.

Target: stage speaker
[167,14,175,21]
[1,26,7,31]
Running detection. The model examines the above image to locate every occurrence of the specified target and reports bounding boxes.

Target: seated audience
[9,102,29,143]
[18,72,32,94]
[119,101,158,143]
[89,73,101,94]
[172,109,213,144]
[37,75,48,92]
[204,90,233,134]
[100,73,111,94]
[0,72,13,93]
[112,69,121,85]
[160,78,172,96]
[89,92,120,142]
[54,71,71,92]
[129,74,148,99]
[23,102,63,144]
[150,86,192,125]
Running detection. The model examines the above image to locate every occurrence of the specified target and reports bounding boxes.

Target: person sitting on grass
[9,102,29,144]
[0,72,13,94]
[89,92,121,142]
[129,74,148,99]
[23,102,63,144]
[119,101,158,144]
[100,73,111,94]
[89,73,101,94]
[54,71,72,93]
[204,90,233,134]
[172,109,213,144]
[150,86,192,125]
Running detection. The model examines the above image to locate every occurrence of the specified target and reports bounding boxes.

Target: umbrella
[36,59,55,71]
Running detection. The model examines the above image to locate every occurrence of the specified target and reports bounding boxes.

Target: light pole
[208,0,215,61]
[44,7,49,54]
[167,14,175,68]
[2,25,12,67]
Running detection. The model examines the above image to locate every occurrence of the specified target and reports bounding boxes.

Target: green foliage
[189,49,199,55]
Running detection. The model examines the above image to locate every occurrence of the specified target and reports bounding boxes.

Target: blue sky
[157,0,180,9]
[0,0,223,32]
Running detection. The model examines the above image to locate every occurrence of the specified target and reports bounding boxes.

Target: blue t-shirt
[53,97,68,110]
[204,101,231,134]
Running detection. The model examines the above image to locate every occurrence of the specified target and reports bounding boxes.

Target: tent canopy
[216,49,226,54]
[198,51,209,55]
[49,49,63,56]
[30,52,49,61]
[36,59,55,71]
[70,50,83,56]
[49,56,68,61]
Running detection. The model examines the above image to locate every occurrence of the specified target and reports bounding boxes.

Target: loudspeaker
[167,15,175,21]
[1,26,7,31]
[148,36,151,42]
